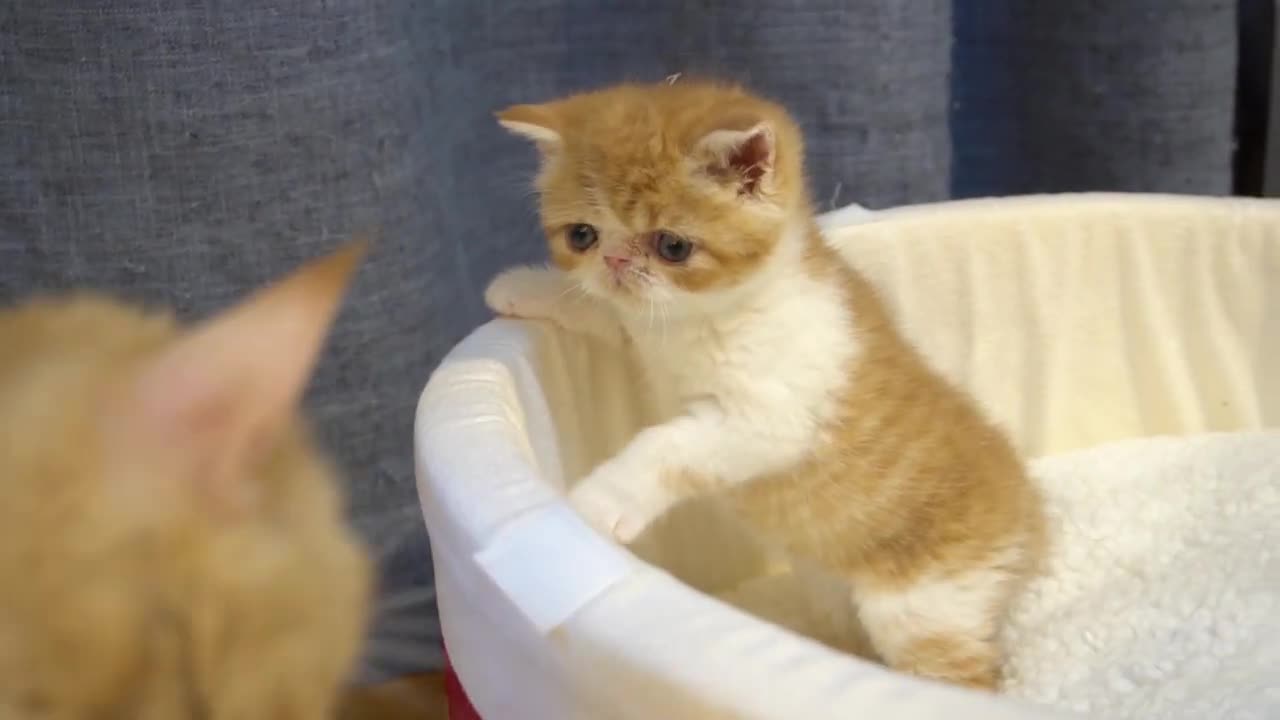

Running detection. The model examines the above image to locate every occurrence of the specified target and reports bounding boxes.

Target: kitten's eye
[653,231,693,263]
[566,224,598,252]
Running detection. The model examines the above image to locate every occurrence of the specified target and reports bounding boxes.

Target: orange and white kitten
[0,244,373,718]
[485,81,1045,691]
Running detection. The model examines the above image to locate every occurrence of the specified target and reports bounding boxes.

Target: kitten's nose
[603,255,631,272]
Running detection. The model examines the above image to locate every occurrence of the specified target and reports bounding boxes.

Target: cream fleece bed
[415,193,1280,720]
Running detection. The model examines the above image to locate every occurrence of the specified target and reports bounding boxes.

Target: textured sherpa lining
[717,431,1280,720]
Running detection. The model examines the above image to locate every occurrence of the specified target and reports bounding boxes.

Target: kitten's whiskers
[659,298,670,345]
[558,279,591,303]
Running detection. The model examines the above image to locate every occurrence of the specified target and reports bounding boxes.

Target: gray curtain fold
[952,1,1239,197]
[1265,2,1280,195]
[662,1,954,209]
[0,0,1254,680]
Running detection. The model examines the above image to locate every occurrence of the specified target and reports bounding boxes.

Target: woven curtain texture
[0,0,1248,679]
[952,0,1239,196]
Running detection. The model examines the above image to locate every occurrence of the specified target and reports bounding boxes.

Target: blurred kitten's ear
[695,119,776,197]
[116,239,368,517]
[496,103,562,151]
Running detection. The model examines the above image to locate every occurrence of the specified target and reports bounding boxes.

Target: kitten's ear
[695,119,776,197]
[496,103,562,151]
[116,239,368,517]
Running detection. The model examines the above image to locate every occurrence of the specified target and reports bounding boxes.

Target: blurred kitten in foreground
[0,242,373,718]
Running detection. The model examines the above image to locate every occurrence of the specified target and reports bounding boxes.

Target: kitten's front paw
[484,265,567,321]
[567,466,660,545]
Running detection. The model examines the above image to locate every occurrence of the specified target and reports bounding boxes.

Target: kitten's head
[498,80,809,314]
[0,243,373,718]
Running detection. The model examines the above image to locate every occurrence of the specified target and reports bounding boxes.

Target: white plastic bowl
[415,193,1280,720]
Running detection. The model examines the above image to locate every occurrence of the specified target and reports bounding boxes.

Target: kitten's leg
[850,551,1021,691]
[568,401,807,543]
[484,264,624,346]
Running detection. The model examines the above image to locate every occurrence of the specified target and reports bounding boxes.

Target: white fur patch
[619,223,860,484]
[854,549,1021,661]
[484,264,624,347]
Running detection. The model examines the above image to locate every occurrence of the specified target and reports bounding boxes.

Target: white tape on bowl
[474,502,634,634]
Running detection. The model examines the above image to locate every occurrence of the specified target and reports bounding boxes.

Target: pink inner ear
[113,241,365,520]
[727,131,773,195]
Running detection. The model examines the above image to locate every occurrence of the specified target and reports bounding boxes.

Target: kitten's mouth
[607,267,649,291]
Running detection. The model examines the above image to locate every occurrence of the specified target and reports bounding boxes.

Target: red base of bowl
[443,645,483,720]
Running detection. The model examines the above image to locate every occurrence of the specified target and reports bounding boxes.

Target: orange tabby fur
[0,244,373,718]
[338,673,449,720]
[733,254,1047,688]
[501,81,805,295]
[491,80,1046,691]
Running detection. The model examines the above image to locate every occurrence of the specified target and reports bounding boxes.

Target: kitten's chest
[621,283,859,414]
[626,319,795,400]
